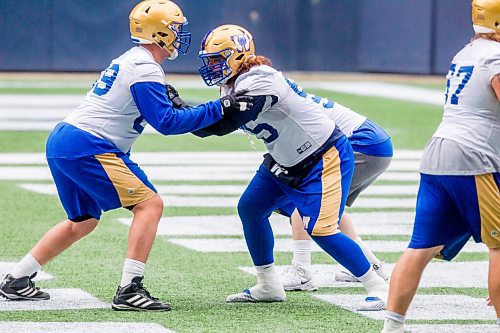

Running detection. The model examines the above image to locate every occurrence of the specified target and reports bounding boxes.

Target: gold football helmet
[129,0,191,60]
[198,24,255,86]
[472,0,500,34]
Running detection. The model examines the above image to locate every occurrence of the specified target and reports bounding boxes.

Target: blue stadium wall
[0,0,472,74]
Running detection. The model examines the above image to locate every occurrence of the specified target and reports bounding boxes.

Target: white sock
[120,258,145,287]
[357,267,388,295]
[292,240,312,268]
[385,310,405,324]
[383,318,405,331]
[355,237,380,265]
[11,253,41,278]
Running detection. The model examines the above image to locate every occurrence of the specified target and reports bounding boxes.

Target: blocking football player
[190,24,389,310]
[0,0,252,311]
[381,1,500,332]
[275,95,392,291]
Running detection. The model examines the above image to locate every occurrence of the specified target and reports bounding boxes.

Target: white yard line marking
[19,183,419,197]
[240,262,488,288]
[313,294,495,320]
[0,262,52,281]
[0,289,107,311]
[17,183,418,208]
[405,324,498,333]
[118,212,416,236]
[171,238,486,255]
[302,81,444,106]
[0,322,174,333]
[0,151,421,165]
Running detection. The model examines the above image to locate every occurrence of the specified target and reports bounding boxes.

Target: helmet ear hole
[157,32,168,37]
[235,54,244,61]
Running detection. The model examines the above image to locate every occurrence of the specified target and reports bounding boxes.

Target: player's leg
[226,165,287,303]
[291,138,388,310]
[336,153,392,282]
[489,248,500,320]
[281,208,318,291]
[474,173,500,322]
[0,158,102,301]
[87,153,169,311]
[382,174,473,332]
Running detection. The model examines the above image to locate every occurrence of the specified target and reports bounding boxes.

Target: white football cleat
[282,264,318,292]
[358,290,387,311]
[226,284,286,303]
[336,262,390,283]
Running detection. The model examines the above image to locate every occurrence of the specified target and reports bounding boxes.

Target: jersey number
[92,64,120,96]
[242,123,279,144]
[445,64,474,105]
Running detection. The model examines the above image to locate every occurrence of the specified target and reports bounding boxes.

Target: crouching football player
[0,0,252,311]
[191,24,389,310]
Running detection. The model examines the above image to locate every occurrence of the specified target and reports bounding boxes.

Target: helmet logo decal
[231,34,251,53]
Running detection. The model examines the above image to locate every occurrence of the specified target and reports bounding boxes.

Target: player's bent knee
[133,194,164,216]
[68,218,99,237]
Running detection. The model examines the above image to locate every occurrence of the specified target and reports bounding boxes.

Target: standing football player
[275,94,392,291]
[192,24,389,310]
[0,0,251,311]
[382,1,500,332]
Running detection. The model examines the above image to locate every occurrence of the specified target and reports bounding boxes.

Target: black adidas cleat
[0,273,50,301]
[111,276,171,311]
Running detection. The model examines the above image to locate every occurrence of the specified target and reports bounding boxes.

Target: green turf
[0,181,388,332]
[0,79,488,332]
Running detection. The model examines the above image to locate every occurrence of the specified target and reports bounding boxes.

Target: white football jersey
[230,65,339,167]
[433,38,500,167]
[325,102,366,137]
[64,46,164,153]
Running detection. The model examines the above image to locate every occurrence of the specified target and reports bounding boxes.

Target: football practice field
[0,73,496,333]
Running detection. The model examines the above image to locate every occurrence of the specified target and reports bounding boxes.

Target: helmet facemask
[198,49,234,86]
[154,18,191,60]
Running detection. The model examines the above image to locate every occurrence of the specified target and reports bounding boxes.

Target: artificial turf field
[0,75,495,333]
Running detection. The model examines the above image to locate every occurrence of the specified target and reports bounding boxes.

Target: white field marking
[301,81,444,106]
[0,322,174,333]
[18,184,417,208]
[0,152,264,165]
[0,151,419,166]
[377,172,419,181]
[0,95,84,108]
[0,121,160,134]
[386,160,419,172]
[0,289,107,311]
[159,196,415,208]
[313,294,495,320]
[240,261,488,288]
[118,212,416,236]
[405,324,499,333]
[19,183,248,196]
[0,262,52,281]
[171,238,486,255]
[18,183,418,197]
[0,109,72,120]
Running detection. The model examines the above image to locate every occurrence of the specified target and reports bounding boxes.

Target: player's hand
[220,89,254,116]
[165,83,189,108]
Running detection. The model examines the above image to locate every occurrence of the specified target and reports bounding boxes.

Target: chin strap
[167,49,179,61]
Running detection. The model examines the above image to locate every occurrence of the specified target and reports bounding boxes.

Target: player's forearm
[131,82,223,135]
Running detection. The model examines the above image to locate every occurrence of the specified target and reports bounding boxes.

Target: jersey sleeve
[130,81,223,135]
[129,61,165,86]
[192,95,278,137]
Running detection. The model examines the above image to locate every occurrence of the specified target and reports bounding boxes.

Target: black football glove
[165,83,190,108]
[220,89,254,116]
